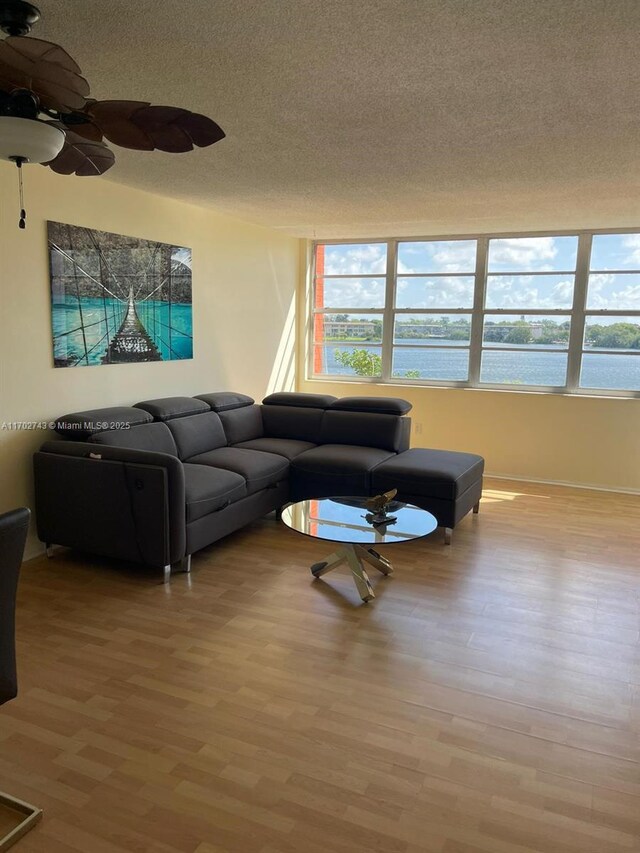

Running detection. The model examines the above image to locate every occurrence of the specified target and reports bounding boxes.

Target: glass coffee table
[281,497,437,603]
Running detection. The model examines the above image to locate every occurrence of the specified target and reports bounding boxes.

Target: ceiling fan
[0,0,225,227]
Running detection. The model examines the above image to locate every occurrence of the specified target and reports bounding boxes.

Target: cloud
[623,235,640,266]
[322,278,385,308]
[396,276,474,308]
[323,244,386,276]
[486,275,574,309]
[398,241,476,274]
[591,234,640,270]
[488,237,559,271]
[587,273,640,309]
[172,247,191,270]
[552,280,574,300]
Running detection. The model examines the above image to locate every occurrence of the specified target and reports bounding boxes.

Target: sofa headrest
[166,412,227,459]
[320,410,409,452]
[330,396,412,416]
[194,391,255,412]
[55,406,153,439]
[88,422,178,456]
[262,392,337,409]
[134,397,209,421]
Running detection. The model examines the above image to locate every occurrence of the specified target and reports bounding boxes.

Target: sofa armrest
[34,441,186,568]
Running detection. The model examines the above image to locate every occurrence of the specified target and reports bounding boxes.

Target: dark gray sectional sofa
[34,391,484,581]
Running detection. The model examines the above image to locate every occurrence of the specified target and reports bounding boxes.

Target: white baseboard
[484,472,640,496]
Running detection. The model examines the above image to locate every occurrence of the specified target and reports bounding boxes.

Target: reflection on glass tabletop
[281,497,438,545]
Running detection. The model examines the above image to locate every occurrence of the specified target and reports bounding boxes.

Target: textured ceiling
[34,0,640,237]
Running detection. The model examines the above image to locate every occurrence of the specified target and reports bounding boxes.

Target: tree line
[325,316,639,349]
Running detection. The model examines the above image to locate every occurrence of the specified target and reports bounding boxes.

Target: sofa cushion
[371,448,485,500]
[262,392,337,409]
[89,422,178,455]
[235,437,316,460]
[186,448,289,495]
[292,444,395,475]
[183,463,246,522]
[55,407,153,439]
[135,397,209,421]
[195,392,255,412]
[219,405,264,444]
[290,444,395,501]
[261,405,325,443]
[167,412,227,460]
[319,410,408,453]
[330,396,412,415]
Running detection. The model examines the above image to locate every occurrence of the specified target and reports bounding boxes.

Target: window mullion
[468,237,488,386]
[381,240,396,382]
[567,234,591,392]
[308,241,318,381]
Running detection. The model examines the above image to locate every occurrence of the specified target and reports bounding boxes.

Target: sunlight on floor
[481,487,551,503]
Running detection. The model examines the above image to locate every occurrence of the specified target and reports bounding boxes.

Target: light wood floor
[2,478,639,853]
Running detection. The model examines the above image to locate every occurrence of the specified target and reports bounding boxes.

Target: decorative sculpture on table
[364,488,398,526]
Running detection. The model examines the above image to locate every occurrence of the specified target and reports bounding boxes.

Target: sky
[172,247,192,269]
[319,235,640,312]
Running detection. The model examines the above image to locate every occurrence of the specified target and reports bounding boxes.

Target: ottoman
[371,448,484,543]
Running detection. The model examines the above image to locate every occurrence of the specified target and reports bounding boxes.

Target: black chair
[0,508,42,850]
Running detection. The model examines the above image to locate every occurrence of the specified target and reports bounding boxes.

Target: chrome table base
[311,544,393,603]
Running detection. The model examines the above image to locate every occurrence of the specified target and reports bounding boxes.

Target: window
[312,243,386,377]
[393,240,475,381]
[581,235,640,392]
[310,231,640,396]
[480,236,577,388]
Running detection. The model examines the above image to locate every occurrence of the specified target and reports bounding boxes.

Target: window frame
[309,229,640,398]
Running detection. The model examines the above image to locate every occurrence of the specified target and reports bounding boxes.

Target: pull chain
[10,156,27,229]
[17,159,26,229]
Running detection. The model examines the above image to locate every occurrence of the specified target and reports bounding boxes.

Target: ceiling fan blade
[84,101,225,154]
[133,106,194,152]
[62,118,104,143]
[178,112,226,147]
[131,105,225,152]
[84,100,154,150]
[44,126,115,176]
[0,36,89,112]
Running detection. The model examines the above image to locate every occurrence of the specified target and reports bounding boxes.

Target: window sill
[305,376,639,401]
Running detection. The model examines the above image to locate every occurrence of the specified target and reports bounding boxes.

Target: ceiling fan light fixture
[0,114,65,163]
[0,0,40,36]
[0,4,225,228]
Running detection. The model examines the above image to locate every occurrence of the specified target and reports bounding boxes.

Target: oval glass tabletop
[281,497,437,545]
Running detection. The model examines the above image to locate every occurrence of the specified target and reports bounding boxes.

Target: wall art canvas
[48,221,193,367]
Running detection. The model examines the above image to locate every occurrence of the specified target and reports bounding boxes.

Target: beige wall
[0,163,300,555]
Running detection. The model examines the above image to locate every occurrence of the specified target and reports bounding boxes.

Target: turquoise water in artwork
[52,295,193,366]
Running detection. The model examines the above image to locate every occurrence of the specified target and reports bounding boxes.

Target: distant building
[323,320,376,337]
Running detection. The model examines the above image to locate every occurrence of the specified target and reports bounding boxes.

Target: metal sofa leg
[473,501,480,514]
[0,790,42,850]
[444,527,452,545]
[163,556,191,583]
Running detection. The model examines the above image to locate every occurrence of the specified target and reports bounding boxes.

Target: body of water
[52,296,193,365]
[319,339,640,391]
